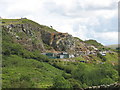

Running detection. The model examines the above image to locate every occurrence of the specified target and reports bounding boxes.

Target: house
[59,52,69,59]
[46,53,55,57]
[41,53,46,55]
[69,54,75,58]
[99,51,106,56]
[41,52,70,59]
[101,53,106,56]
[60,55,64,59]
[41,53,57,58]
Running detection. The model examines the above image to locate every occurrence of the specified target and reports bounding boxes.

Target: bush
[97,53,107,62]
[71,63,118,87]
[68,78,82,89]
[100,78,114,85]
[53,76,72,88]
[62,72,72,79]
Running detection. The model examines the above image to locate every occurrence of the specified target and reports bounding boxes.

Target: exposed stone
[2,19,103,56]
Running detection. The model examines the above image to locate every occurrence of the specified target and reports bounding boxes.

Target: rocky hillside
[2,18,104,56]
[2,18,119,89]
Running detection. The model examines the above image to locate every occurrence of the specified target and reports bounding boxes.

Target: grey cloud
[72,23,80,32]
[84,2,117,10]
[41,0,117,19]
[0,0,118,45]
[42,1,85,18]
[43,1,66,16]
[93,17,117,32]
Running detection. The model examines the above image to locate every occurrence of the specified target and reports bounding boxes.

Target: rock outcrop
[84,83,120,90]
[2,18,101,55]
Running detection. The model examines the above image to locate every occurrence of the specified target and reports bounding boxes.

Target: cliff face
[2,23,45,52]
[2,18,99,55]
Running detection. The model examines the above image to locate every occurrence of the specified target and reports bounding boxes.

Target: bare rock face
[2,23,45,52]
[84,83,120,90]
[51,33,75,52]
[41,31,91,56]
[40,31,89,55]
[40,31,76,52]
[2,19,99,55]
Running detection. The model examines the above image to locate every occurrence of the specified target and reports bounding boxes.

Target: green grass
[104,52,118,64]
[74,37,83,42]
[84,39,103,47]
[72,56,85,61]
[2,19,23,25]
[2,55,64,88]
[2,18,119,88]
[2,53,118,88]
[2,18,57,33]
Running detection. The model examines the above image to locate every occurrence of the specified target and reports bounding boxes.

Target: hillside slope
[106,44,120,50]
[2,18,105,56]
[2,18,119,89]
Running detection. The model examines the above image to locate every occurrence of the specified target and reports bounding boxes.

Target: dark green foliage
[116,47,120,50]
[100,78,114,85]
[2,18,119,88]
[52,76,72,88]
[62,72,72,79]
[50,61,118,87]
[115,47,120,53]
[97,53,107,62]
[72,63,118,86]
[68,78,82,88]
[99,47,111,51]
[52,62,76,73]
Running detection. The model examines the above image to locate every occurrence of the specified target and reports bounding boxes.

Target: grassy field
[2,55,65,88]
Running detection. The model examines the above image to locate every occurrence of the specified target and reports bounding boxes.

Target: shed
[46,53,55,57]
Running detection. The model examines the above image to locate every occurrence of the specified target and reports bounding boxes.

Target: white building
[99,51,106,56]
[69,54,75,58]
[60,55,64,59]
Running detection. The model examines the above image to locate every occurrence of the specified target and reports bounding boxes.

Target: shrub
[53,76,72,88]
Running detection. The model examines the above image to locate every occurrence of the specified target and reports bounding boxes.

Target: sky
[0,0,119,45]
